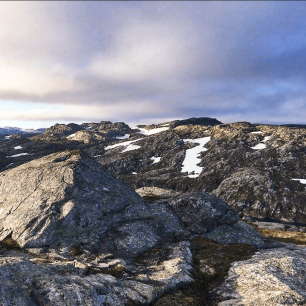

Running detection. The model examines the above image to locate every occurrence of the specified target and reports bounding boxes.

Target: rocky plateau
[0,117,305,305]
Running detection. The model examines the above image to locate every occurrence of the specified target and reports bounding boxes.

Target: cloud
[1,1,306,126]
[0,100,172,124]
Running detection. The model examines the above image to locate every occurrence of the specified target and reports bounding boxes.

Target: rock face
[0,150,258,255]
[1,118,306,223]
[99,121,306,223]
[216,245,306,305]
[0,149,269,305]
[0,242,192,306]
[158,192,239,235]
[0,150,157,257]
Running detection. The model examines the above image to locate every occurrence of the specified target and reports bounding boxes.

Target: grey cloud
[1,1,306,125]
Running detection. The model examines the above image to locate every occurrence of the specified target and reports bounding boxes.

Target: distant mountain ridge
[0,126,46,135]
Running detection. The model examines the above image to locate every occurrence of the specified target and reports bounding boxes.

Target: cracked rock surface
[215,245,306,305]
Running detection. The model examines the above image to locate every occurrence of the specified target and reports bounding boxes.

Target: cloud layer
[1,1,306,126]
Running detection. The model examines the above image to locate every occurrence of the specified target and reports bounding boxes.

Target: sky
[0,1,306,128]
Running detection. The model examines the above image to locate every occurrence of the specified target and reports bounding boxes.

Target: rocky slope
[215,244,306,305]
[0,118,305,224]
[0,149,267,305]
[0,116,305,305]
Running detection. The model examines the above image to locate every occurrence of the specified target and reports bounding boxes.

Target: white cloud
[0,2,78,97]
[0,60,75,96]
[89,21,191,83]
[0,101,170,123]
[0,2,306,126]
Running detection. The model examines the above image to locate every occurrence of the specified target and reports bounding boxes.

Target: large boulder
[215,245,306,305]
[0,150,158,257]
[0,241,193,306]
[160,192,239,235]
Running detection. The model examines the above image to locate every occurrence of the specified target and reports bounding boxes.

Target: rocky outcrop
[158,192,239,235]
[0,148,269,305]
[0,242,192,306]
[0,150,159,257]
[216,245,306,305]
[31,123,84,141]
[135,186,181,199]
[99,121,306,223]
[66,130,105,144]
[1,118,305,223]
[205,221,265,247]
[172,117,222,128]
[0,150,258,256]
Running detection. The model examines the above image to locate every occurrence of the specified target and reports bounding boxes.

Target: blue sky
[0,1,306,128]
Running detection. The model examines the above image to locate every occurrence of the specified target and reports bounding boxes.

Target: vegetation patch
[258,228,306,245]
[0,237,21,250]
[153,238,256,306]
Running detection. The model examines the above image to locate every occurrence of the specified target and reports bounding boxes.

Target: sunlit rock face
[0,150,156,257]
[215,245,306,305]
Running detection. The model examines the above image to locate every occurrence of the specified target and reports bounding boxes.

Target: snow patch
[262,136,271,142]
[138,126,169,136]
[7,153,28,158]
[160,123,170,127]
[105,138,143,151]
[251,143,267,150]
[132,172,137,175]
[14,146,23,150]
[4,136,11,140]
[66,133,77,138]
[250,131,263,134]
[103,187,110,191]
[151,156,161,164]
[251,135,271,150]
[122,144,141,152]
[181,137,211,178]
[116,134,130,140]
[292,179,306,184]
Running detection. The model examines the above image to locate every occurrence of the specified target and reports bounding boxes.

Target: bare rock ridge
[0,117,305,305]
[0,150,262,255]
[0,149,266,305]
[0,149,158,257]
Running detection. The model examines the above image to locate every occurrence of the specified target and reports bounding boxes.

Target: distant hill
[0,126,45,135]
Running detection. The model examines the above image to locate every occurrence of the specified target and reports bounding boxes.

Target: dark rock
[172,117,222,128]
[161,192,239,235]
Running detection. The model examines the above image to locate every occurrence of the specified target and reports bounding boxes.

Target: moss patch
[0,237,21,250]
[258,228,306,245]
[153,238,256,306]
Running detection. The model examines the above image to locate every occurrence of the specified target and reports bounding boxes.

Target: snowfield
[66,133,77,138]
[251,143,267,150]
[137,126,169,136]
[14,146,23,150]
[181,137,211,178]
